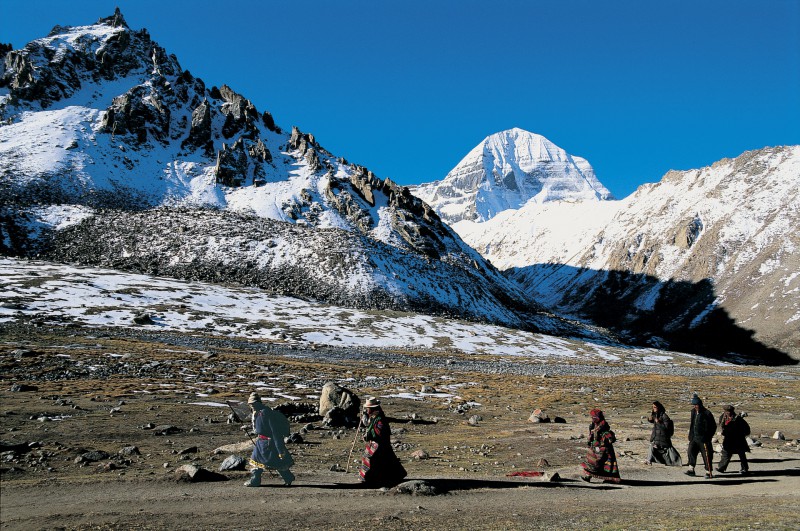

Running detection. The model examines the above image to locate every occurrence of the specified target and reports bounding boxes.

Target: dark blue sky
[2,0,799,198]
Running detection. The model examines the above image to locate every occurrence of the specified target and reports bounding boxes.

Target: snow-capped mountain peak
[411,128,612,224]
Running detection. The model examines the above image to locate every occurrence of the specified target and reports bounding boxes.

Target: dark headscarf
[652,401,665,414]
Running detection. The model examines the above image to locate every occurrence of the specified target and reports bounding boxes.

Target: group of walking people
[242,393,406,488]
[241,390,750,488]
[580,393,751,483]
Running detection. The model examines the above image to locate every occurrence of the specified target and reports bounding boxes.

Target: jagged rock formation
[411,128,612,224]
[0,10,575,334]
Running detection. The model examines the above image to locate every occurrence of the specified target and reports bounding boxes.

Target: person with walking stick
[244,392,295,487]
[357,397,407,486]
[685,393,716,479]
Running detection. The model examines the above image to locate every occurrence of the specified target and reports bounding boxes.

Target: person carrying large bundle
[244,392,295,487]
[358,398,407,487]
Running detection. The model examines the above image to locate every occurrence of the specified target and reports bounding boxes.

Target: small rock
[119,446,141,456]
[10,384,38,392]
[542,472,561,482]
[174,464,228,483]
[178,446,198,455]
[410,449,430,460]
[773,431,786,440]
[152,425,181,436]
[219,455,246,471]
[528,409,550,423]
[467,415,482,426]
[393,480,439,496]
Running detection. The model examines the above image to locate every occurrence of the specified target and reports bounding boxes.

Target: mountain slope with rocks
[410,128,612,224]
[0,10,571,332]
[455,146,800,362]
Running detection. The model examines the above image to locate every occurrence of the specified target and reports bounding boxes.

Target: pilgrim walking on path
[685,393,716,479]
[716,405,751,474]
[244,392,295,487]
[646,400,682,466]
[580,408,621,483]
[358,398,407,487]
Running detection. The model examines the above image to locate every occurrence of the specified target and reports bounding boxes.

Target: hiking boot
[740,469,750,475]
[704,473,711,479]
[684,469,696,476]
[715,468,725,473]
[580,475,591,483]
[244,469,262,487]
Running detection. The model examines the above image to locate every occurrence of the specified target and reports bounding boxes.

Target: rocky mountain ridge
[0,10,567,332]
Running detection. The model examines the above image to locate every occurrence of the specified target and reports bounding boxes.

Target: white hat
[364,397,381,408]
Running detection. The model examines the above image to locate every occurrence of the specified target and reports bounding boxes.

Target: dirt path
[2,327,799,529]
[3,452,799,530]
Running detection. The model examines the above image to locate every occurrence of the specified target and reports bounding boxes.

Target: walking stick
[345,416,364,473]
[702,442,713,478]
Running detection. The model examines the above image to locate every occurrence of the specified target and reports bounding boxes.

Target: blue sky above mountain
[1,0,799,198]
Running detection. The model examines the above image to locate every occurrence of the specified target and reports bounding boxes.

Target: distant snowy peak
[411,128,612,224]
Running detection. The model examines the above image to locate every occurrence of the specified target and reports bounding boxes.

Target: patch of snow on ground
[0,258,720,365]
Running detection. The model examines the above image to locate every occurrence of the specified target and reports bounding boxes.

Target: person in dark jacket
[646,400,681,466]
[716,405,750,474]
[685,393,716,478]
[244,392,295,487]
[358,398,407,486]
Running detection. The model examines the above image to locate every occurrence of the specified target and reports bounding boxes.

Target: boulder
[773,431,786,440]
[318,382,360,419]
[410,449,430,460]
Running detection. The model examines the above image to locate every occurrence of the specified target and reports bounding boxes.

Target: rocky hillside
[410,128,612,224]
[0,10,568,332]
[457,146,800,362]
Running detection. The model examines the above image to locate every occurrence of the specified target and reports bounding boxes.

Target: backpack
[739,416,751,437]
[665,417,675,438]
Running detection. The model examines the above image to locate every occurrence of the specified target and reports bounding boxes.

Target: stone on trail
[467,415,482,426]
[393,480,439,496]
[773,431,786,440]
[219,455,246,471]
[174,464,228,482]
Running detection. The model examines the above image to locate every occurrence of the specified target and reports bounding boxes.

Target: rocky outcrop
[214,140,249,187]
[102,84,171,143]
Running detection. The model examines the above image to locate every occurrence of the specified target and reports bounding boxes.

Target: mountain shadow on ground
[507,263,796,366]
